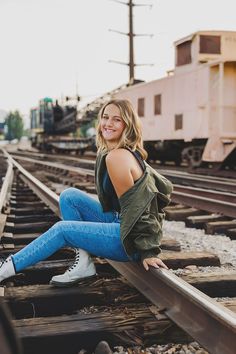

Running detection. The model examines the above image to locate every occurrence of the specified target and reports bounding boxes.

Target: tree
[5,110,24,140]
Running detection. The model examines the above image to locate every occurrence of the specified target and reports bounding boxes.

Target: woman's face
[100,104,126,148]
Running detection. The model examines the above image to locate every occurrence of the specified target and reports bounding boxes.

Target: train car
[113,30,236,168]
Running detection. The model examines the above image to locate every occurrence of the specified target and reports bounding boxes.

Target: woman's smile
[103,127,116,136]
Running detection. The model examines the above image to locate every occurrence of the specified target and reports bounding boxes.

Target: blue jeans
[12,188,135,272]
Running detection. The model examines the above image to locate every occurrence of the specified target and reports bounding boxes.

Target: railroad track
[0,150,235,354]
[13,148,236,179]
[7,149,236,240]
[11,149,236,192]
[9,151,236,237]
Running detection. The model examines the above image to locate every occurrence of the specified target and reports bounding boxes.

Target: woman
[0,99,172,286]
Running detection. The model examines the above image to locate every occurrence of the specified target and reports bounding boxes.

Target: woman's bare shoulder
[105,149,135,196]
[106,148,133,173]
[106,148,133,162]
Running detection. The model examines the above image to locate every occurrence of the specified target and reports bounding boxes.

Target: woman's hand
[142,257,168,271]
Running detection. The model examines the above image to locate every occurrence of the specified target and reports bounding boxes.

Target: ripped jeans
[12,188,133,272]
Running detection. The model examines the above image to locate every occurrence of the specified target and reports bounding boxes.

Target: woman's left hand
[142,257,168,271]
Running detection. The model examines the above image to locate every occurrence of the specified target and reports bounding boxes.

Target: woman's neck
[106,142,118,151]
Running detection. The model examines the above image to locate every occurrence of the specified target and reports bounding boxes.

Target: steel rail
[3,150,60,217]
[12,150,95,167]
[4,151,236,354]
[171,190,236,218]
[158,169,236,193]
[158,168,236,183]
[174,184,236,204]
[0,160,14,213]
[108,261,236,354]
[10,154,94,177]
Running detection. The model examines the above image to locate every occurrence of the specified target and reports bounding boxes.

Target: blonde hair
[96,98,147,160]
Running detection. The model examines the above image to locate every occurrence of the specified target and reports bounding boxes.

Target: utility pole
[128,0,134,81]
[109,0,153,83]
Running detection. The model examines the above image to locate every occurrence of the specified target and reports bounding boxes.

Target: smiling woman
[95,99,173,272]
[0,99,172,287]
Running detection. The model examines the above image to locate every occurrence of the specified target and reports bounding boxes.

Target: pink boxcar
[114,30,236,167]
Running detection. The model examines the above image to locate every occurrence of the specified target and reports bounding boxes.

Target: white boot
[50,248,96,287]
[0,256,16,282]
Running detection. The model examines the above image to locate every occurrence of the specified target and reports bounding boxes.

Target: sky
[0,0,236,126]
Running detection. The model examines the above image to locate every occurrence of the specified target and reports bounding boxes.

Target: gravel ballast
[163,220,236,269]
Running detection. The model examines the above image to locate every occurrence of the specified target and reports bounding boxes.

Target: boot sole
[49,273,97,287]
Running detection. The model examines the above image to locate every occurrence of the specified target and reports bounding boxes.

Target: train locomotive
[30,97,95,153]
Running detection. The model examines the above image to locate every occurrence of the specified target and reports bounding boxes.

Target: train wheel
[175,156,182,166]
[182,146,204,168]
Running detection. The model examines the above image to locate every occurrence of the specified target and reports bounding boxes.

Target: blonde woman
[0,99,172,286]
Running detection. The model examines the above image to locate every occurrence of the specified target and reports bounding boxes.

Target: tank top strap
[124,147,146,172]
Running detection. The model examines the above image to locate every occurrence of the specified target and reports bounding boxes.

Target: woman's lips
[103,128,115,134]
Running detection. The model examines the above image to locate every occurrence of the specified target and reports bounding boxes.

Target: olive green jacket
[95,152,173,261]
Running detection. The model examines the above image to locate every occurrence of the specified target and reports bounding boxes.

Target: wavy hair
[96,99,147,160]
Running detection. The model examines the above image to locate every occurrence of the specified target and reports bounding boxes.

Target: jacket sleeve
[131,210,164,262]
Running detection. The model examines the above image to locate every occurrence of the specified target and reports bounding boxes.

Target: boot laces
[68,250,80,272]
[0,256,8,268]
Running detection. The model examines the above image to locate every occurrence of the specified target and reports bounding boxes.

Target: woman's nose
[106,118,113,126]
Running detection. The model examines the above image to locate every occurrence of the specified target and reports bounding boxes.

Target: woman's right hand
[142,257,168,271]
